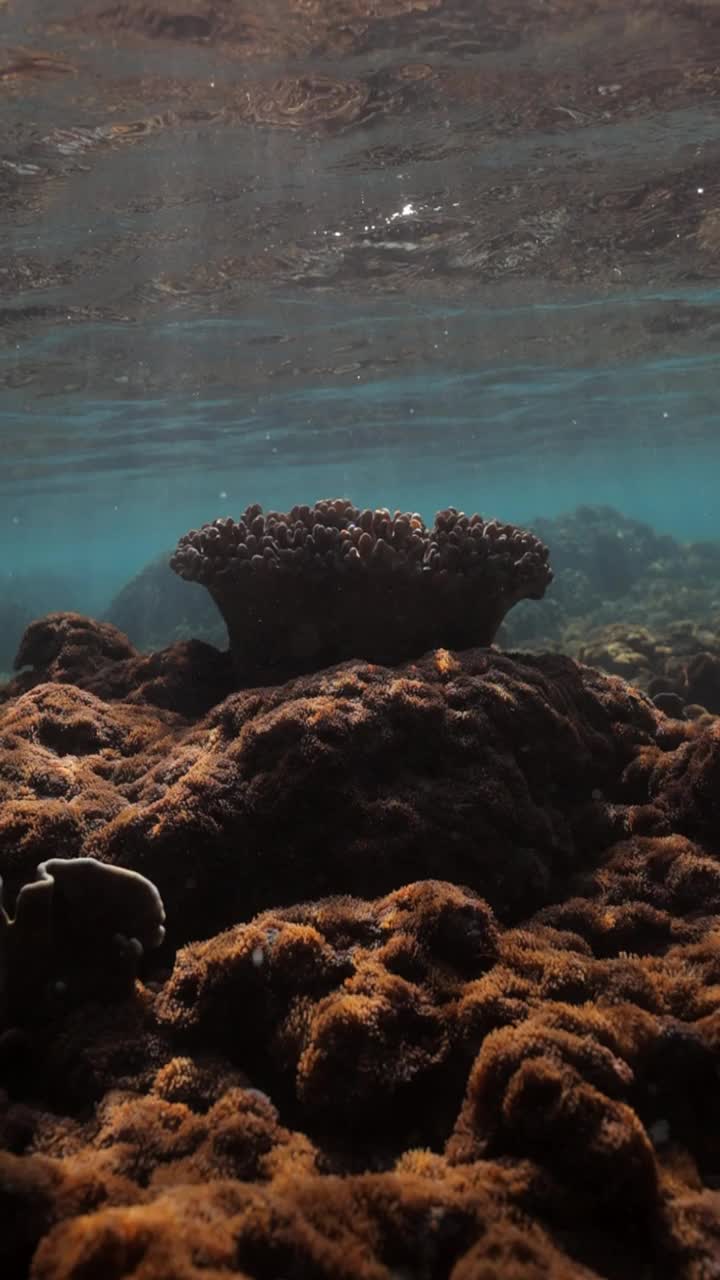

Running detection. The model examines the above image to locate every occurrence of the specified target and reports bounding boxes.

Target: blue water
[4,301,719,605]
[3,2,720,631]
[3,325,719,614]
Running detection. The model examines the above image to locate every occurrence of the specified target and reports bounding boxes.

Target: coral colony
[1,501,720,1279]
[170,500,552,679]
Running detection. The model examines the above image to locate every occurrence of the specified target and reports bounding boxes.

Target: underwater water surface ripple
[2,0,720,611]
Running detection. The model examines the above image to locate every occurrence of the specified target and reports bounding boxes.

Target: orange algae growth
[1,608,720,1277]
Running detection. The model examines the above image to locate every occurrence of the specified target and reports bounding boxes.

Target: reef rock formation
[1,620,670,945]
[501,507,720,661]
[2,594,720,1276]
[170,499,552,682]
[530,504,676,599]
[575,620,720,717]
[2,866,720,1278]
[4,612,234,719]
[104,552,225,654]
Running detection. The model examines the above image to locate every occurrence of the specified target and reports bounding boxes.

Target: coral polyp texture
[1,589,720,1276]
[170,499,552,680]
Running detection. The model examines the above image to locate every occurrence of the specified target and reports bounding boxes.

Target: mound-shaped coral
[2,868,720,1279]
[0,573,93,678]
[4,614,713,949]
[3,613,233,719]
[99,506,720,704]
[3,594,720,1275]
[83,645,663,942]
[170,499,552,681]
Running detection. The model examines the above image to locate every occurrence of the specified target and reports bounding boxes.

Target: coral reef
[1,589,720,1276]
[170,500,552,681]
[493,507,720,717]
[104,552,225,654]
[575,621,720,717]
[530,504,676,598]
[4,612,233,719]
[2,864,720,1278]
[2,626,663,944]
[0,573,94,678]
[502,506,720,654]
[98,506,720,715]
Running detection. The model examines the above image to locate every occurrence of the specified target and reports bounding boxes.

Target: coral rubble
[1,587,720,1277]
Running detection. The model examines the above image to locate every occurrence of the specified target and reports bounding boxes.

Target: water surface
[2,0,720,610]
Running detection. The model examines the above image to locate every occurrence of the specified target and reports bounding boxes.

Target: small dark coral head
[170,499,552,680]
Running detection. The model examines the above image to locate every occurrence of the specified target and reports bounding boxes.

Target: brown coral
[170,500,552,682]
[77,646,660,942]
[12,613,135,683]
[1,869,720,1278]
[576,619,720,718]
[2,603,720,1274]
[452,1015,659,1214]
[3,614,233,719]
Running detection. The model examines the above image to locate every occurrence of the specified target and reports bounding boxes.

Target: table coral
[170,500,552,681]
